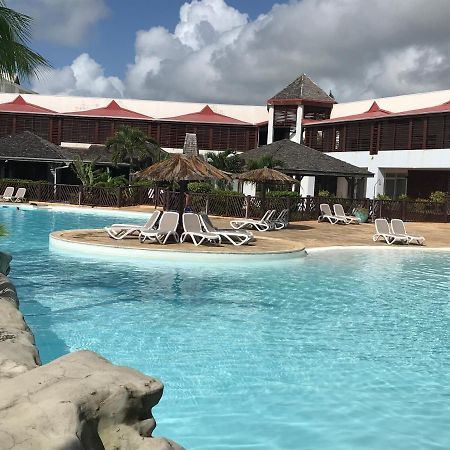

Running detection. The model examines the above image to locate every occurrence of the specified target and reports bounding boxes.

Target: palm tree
[246,155,283,170]
[0,1,50,81]
[106,125,165,171]
[204,149,245,173]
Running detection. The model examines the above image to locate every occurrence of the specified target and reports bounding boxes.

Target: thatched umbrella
[236,167,298,208]
[135,154,231,220]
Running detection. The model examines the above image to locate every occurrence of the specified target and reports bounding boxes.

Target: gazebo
[241,139,373,198]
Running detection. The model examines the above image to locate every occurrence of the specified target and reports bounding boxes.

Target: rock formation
[0,273,184,450]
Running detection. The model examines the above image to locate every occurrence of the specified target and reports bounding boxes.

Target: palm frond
[0,2,50,80]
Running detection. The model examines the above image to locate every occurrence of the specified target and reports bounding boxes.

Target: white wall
[242,181,256,196]
[300,176,315,196]
[325,148,450,198]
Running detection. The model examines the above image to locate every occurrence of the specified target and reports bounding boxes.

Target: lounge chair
[0,186,14,201]
[139,211,179,244]
[11,187,26,202]
[271,208,289,230]
[230,209,276,232]
[333,204,360,224]
[199,213,253,246]
[390,219,425,245]
[105,210,160,240]
[180,213,221,246]
[372,218,408,245]
[318,204,346,224]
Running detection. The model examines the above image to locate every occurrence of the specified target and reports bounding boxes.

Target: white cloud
[8,0,108,45]
[32,53,124,98]
[30,0,450,103]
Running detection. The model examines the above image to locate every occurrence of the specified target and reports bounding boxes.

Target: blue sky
[31,0,283,81]
[10,0,450,104]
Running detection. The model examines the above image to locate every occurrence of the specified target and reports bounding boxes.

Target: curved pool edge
[49,230,307,263]
[306,245,450,254]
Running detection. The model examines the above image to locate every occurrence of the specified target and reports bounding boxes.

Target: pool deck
[44,201,450,253]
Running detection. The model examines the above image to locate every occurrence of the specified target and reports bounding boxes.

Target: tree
[70,156,99,186]
[106,125,165,171]
[204,149,245,173]
[0,0,50,81]
[246,155,283,170]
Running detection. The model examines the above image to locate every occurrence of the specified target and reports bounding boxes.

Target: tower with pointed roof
[266,73,336,145]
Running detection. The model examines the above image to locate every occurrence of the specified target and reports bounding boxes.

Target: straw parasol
[135,154,231,220]
[136,153,231,182]
[236,167,298,205]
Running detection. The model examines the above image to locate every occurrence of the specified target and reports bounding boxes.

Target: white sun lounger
[333,204,361,224]
[230,209,276,232]
[199,213,253,246]
[372,218,408,245]
[318,204,346,224]
[272,208,289,230]
[11,187,26,203]
[390,219,425,245]
[139,211,179,244]
[105,210,160,240]
[0,186,15,201]
[181,213,221,246]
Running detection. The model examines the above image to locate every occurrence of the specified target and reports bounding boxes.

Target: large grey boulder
[0,252,11,276]
[0,274,41,379]
[0,273,184,449]
[0,350,184,450]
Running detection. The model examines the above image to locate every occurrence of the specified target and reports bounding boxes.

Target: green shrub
[376,193,391,200]
[398,194,409,200]
[429,191,447,203]
[267,190,299,198]
[187,181,213,193]
[211,188,243,196]
[0,178,49,185]
[94,175,128,188]
[318,190,331,197]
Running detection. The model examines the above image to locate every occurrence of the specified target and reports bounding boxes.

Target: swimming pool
[3,206,450,449]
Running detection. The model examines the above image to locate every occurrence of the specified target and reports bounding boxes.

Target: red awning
[66,100,151,119]
[0,95,56,114]
[162,105,250,124]
[303,101,391,125]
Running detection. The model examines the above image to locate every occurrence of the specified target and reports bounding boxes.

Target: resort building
[0,73,449,199]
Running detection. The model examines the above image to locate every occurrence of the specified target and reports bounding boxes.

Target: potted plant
[352,206,369,223]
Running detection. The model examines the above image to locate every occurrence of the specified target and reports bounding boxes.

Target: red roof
[304,101,391,126]
[67,100,151,119]
[162,105,250,125]
[0,95,56,114]
[398,99,450,116]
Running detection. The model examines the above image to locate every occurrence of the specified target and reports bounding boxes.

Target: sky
[8,0,450,105]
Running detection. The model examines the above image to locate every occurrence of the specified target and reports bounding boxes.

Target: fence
[0,180,448,222]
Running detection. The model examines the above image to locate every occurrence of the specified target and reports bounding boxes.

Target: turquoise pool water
[2,205,450,449]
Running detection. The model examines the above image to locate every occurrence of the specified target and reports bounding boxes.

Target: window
[384,173,408,199]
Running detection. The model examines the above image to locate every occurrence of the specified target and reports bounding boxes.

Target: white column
[291,104,304,144]
[267,105,274,144]
[366,169,384,199]
[300,176,315,196]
